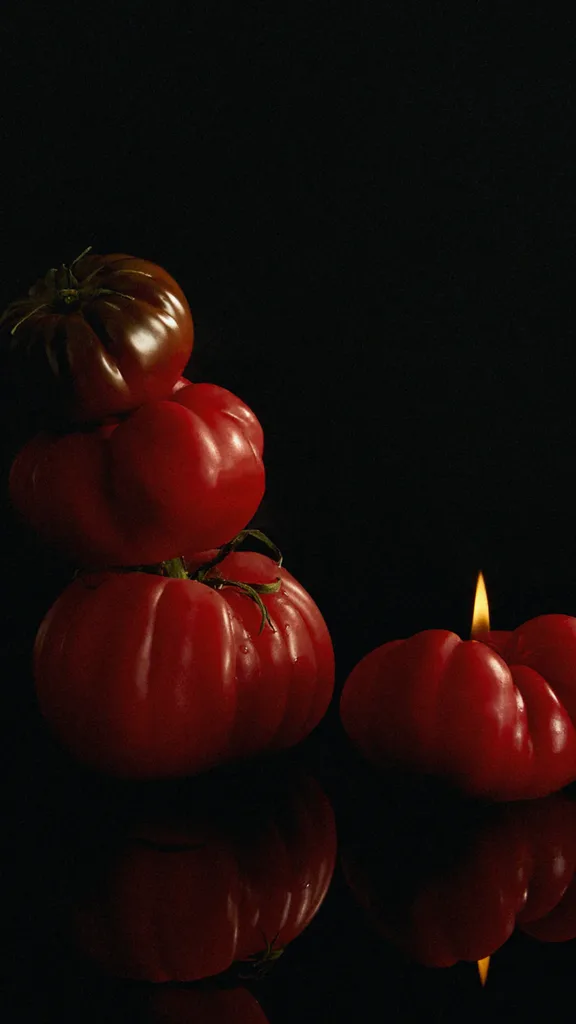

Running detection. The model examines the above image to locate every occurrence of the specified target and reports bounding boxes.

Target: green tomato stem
[161,556,190,579]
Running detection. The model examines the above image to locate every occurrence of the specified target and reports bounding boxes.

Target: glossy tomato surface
[0,251,194,424]
[340,615,576,800]
[34,552,335,777]
[9,379,265,566]
[74,773,336,982]
[342,790,576,967]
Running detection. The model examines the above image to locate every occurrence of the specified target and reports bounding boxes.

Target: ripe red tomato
[340,615,576,800]
[342,790,576,967]
[9,378,265,566]
[74,773,336,982]
[0,250,194,424]
[34,552,335,777]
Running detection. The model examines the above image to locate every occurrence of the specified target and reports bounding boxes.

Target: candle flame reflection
[477,955,490,986]
[471,571,490,638]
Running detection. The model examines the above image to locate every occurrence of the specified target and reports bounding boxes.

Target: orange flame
[471,571,490,638]
[477,955,490,986]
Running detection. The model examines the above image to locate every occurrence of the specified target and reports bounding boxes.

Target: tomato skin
[34,570,237,777]
[9,379,265,566]
[74,774,336,982]
[340,615,576,801]
[33,553,334,777]
[0,252,194,424]
[342,792,576,967]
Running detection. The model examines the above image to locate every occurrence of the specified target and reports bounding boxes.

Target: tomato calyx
[236,931,284,980]
[185,530,283,634]
[201,572,282,635]
[193,529,283,578]
[144,531,283,634]
[1,245,136,336]
[73,531,283,634]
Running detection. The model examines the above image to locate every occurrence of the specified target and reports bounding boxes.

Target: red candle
[340,573,576,801]
[341,791,576,970]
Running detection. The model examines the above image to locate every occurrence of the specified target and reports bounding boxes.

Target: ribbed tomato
[340,616,576,800]
[74,772,336,982]
[9,378,265,566]
[0,249,194,424]
[33,552,335,777]
[342,788,576,967]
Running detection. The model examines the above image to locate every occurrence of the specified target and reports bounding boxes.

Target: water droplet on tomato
[284,624,291,634]
[240,645,250,654]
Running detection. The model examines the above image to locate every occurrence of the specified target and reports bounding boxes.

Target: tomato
[74,772,336,982]
[33,552,335,777]
[341,788,576,967]
[0,249,194,425]
[148,988,269,1024]
[9,378,265,566]
[340,616,576,800]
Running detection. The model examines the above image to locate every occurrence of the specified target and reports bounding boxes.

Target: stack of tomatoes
[2,248,334,778]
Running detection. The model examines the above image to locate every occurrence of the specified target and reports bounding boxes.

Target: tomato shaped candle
[341,784,576,970]
[340,574,576,801]
[0,248,194,426]
[73,769,336,982]
[9,377,265,566]
[33,537,335,778]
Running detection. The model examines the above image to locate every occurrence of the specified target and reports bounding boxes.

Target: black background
[2,6,576,1022]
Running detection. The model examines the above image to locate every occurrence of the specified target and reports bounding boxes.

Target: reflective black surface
[4,673,576,1023]
[4,7,576,1022]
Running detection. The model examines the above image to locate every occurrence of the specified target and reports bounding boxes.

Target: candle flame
[471,571,490,638]
[478,956,490,986]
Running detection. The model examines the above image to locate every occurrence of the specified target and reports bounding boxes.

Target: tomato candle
[340,574,576,801]
[341,790,576,970]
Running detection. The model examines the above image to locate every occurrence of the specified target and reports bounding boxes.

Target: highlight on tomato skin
[339,771,576,970]
[339,614,576,801]
[70,767,337,985]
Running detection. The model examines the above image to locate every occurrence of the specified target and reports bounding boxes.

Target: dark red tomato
[0,250,194,424]
[9,378,265,566]
[74,774,336,982]
[340,615,576,800]
[342,792,576,968]
[33,552,335,777]
[149,988,269,1024]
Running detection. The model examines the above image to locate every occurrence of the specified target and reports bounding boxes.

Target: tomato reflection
[72,768,336,983]
[341,776,576,967]
[147,986,269,1024]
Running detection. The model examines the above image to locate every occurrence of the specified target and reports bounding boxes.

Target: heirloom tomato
[74,771,336,982]
[0,249,194,424]
[33,551,335,777]
[9,378,265,566]
[342,788,576,967]
[340,615,576,800]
